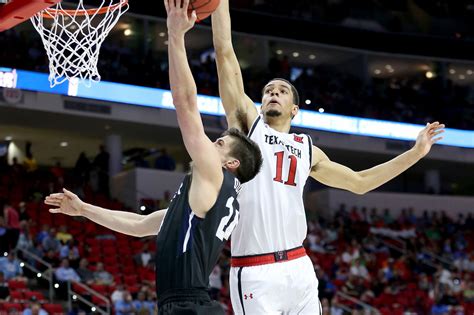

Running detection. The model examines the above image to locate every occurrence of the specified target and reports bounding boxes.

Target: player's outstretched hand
[413,121,445,158]
[164,0,197,36]
[44,188,85,216]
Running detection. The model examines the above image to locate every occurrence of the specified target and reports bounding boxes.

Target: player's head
[261,78,299,121]
[214,128,263,183]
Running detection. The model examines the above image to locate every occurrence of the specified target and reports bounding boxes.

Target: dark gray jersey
[155,169,241,296]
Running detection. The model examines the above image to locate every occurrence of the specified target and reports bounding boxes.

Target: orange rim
[41,0,128,18]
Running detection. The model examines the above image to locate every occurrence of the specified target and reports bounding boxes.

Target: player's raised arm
[211,0,258,132]
[310,122,445,194]
[165,0,223,194]
[44,189,166,237]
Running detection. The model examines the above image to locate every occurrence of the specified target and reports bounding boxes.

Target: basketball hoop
[30,0,129,87]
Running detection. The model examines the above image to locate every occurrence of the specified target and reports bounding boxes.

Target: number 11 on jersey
[273,151,297,186]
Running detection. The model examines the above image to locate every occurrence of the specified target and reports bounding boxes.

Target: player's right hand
[164,0,197,36]
[44,188,85,216]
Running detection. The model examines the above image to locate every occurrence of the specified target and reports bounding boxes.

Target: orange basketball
[188,0,220,21]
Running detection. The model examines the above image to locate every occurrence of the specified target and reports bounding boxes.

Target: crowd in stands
[230,0,474,38]
[0,147,474,315]
[1,26,473,130]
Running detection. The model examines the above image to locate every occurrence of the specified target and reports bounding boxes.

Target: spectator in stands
[16,221,33,250]
[382,208,394,226]
[23,151,38,174]
[2,199,20,250]
[154,148,175,171]
[35,224,49,244]
[0,252,23,281]
[43,249,60,269]
[93,145,110,196]
[55,259,80,282]
[0,217,9,254]
[114,291,135,315]
[315,266,336,301]
[134,243,152,267]
[0,271,10,300]
[93,262,114,285]
[350,258,371,281]
[59,240,80,267]
[111,284,126,303]
[74,152,91,185]
[56,225,73,244]
[76,258,94,285]
[132,291,155,315]
[10,156,24,177]
[22,299,48,315]
[17,202,30,224]
[464,280,474,302]
[50,161,65,186]
[42,228,60,253]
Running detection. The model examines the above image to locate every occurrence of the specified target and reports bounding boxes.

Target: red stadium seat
[72,282,89,295]
[2,303,23,312]
[8,280,27,290]
[91,295,109,307]
[23,291,46,302]
[9,291,24,302]
[90,284,109,295]
[124,275,138,286]
[42,303,64,315]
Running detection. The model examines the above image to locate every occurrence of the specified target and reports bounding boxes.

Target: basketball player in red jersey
[211,1,445,313]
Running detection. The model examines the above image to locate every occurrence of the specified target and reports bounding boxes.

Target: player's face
[261,80,298,121]
[214,135,235,164]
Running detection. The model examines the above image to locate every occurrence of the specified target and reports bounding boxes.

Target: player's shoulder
[222,169,242,195]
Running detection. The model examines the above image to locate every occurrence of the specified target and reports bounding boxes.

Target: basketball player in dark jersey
[44,1,262,314]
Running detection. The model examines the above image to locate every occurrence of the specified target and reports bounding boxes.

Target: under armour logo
[244,293,253,300]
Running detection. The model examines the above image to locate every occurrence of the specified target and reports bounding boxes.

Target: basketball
[189,0,220,21]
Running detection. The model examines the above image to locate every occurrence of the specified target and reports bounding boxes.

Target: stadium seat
[8,280,27,290]
[42,303,64,315]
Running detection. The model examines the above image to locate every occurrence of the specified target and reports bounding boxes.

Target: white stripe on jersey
[231,115,312,256]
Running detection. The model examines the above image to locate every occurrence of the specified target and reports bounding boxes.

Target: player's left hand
[413,121,445,157]
[164,0,197,36]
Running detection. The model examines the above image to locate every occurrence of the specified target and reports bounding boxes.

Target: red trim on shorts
[231,246,306,267]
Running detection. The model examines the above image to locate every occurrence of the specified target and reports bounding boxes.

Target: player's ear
[224,159,240,171]
[291,104,299,119]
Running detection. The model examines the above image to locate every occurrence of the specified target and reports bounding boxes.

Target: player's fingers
[47,193,64,198]
[45,197,62,204]
[431,130,445,137]
[164,0,169,13]
[63,188,76,200]
[44,200,60,207]
[431,137,443,143]
[182,0,189,10]
[49,209,61,214]
[190,10,197,23]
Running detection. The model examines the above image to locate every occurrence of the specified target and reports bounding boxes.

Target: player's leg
[230,265,284,315]
[289,256,321,315]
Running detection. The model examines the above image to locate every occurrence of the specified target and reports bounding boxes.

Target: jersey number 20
[273,151,297,186]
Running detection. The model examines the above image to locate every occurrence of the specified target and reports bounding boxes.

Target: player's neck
[265,116,291,133]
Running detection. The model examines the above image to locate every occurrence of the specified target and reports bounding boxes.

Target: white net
[30,0,129,87]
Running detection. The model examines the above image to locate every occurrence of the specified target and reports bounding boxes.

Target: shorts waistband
[231,246,306,267]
